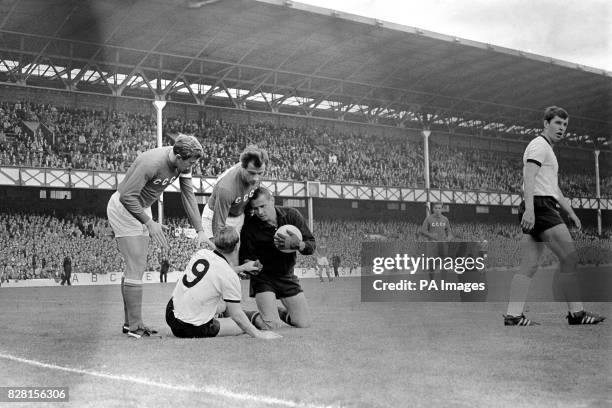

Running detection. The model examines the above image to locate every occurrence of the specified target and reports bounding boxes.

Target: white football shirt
[171,248,241,326]
[523,136,559,199]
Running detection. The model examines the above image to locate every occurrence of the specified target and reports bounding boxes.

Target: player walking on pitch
[166,226,281,339]
[107,135,207,338]
[504,106,605,326]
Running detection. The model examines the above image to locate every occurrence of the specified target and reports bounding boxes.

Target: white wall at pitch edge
[0,268,363,288]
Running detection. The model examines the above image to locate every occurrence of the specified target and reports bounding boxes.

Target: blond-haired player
[166,227,281,339]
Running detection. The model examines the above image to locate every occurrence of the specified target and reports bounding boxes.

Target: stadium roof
[0,0,610,148]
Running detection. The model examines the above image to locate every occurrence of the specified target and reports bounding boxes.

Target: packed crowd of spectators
[299,219,612,271]
[1,211,610,284]
[0,211,202,282]
[1,100,609,197]
[0,211,111,281]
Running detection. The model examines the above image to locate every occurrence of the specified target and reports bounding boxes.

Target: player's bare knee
[291,317,311,328]
[286,310,311,328]
[125,261,147,279]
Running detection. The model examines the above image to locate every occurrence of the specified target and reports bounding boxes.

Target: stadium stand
[1,100,610,197]
[1,211,610,283]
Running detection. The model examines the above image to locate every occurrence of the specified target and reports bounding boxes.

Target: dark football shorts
[425,241,448,262]
[249,273,303,299]
[165,299,221,338]
[424,241,449,273]
[518,196,565,240]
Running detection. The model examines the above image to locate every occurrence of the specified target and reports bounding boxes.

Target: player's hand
[240,260,263,276]
[569,213,582,231]
[274,230,302,251]
[146,221,168,248]
[194,230,211,247]
[520,208,535,232]
[255,330,282,340]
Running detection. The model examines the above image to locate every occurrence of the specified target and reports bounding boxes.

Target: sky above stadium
[298,0,612,72]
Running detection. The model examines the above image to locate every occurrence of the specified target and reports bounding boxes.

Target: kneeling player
[166,226,281,339]
[240,187,316,329]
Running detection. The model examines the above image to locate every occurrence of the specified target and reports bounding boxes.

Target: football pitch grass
[0,278,609,408]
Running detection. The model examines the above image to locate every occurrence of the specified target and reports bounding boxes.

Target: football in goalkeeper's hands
[274,224,303,253]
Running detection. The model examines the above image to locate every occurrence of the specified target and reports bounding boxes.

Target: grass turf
[0,277,609,408]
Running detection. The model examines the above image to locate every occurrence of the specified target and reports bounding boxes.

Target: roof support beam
[161,30,221,97]
[239,37,314,101]
[0,28,607,139]
[196,40,262,102]
[0,0,21,30]
[23,2,80,79]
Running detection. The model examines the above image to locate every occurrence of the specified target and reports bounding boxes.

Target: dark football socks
[121,277,129,327]
[123,279,143,331]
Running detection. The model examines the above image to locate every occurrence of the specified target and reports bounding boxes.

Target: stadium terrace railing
[0,166,609,209]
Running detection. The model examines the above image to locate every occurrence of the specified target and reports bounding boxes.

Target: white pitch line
[0,352,339,408]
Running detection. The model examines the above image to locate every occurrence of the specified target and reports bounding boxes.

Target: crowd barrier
[0,267,362,288]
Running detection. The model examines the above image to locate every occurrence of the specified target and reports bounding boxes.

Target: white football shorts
[106,191,151,238]
[200,204,245,243]
[317,257,330,267]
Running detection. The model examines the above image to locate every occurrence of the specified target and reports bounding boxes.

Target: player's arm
[419,217,436,240]
[224,302,281,339]
[221,276,279,339]
[119,157,153,225]
[522,140,548,232]
[236,223,261,276]
[178,171,206,241]
[119,158,167,247]
[234,260,262,277]
[210,187,234,241]
[445,219,454,241]
[521,161,540,231]
[238,226,256,263]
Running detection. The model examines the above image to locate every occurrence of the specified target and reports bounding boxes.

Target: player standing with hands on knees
[504,106,605,326]
[107,135,207,338]
[240,187,316,329]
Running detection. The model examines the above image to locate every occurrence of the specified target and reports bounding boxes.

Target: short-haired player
[419,202,453,280]
[166,227,281,339]
[504,106,605,326]
[201,145,268,247]
[107,135,207,338]
[240,187,316,329]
